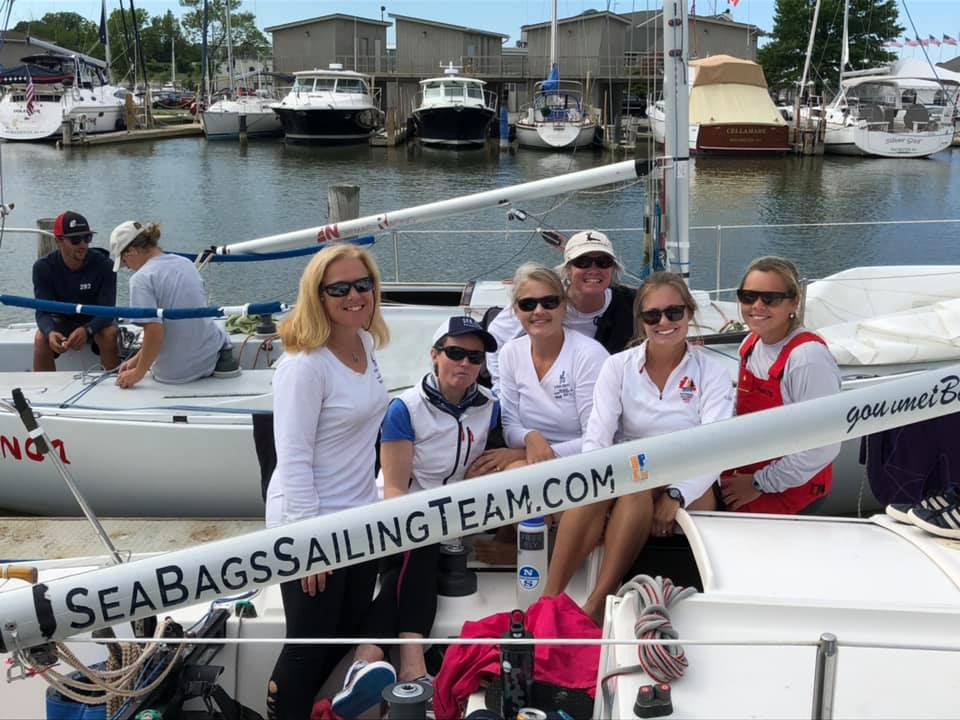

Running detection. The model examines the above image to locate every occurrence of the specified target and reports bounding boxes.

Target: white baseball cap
[563,230,618,264]
[110,220,143,272]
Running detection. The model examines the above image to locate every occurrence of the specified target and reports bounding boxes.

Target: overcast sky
[7,0,960,55]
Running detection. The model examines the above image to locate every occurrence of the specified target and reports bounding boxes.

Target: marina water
[1,139,959,326]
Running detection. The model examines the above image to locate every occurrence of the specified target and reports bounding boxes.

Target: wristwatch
[666,487,685,508]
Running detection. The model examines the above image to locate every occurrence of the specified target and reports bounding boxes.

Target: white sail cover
[806,266,960,365]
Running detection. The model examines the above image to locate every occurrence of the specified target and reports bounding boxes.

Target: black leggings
[367,544,441,646]
[267,560,378,720]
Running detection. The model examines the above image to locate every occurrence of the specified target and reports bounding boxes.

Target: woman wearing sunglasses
[485,230,635,389]
[484,263,609,471]
[265,244,391,719]
[720,256,841,514]
[330,316,501,717]
[544,271,734,624]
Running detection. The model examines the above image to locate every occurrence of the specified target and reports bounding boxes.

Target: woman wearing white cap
[110,221,233,388]
[330,315,501,718]
[485,229,635,389]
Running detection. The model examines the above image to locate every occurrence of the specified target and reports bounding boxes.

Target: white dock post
[328,184,360,224]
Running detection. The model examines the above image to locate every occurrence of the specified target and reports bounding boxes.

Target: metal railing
[273,53,666,80]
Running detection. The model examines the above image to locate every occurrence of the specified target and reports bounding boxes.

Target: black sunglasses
[436,345,485,365]
[569,254,615,269]
[516,295,562,312]
[737,289,795,307]
[639,304,687,325]
[67,235,93,246]
[320,276,375,298]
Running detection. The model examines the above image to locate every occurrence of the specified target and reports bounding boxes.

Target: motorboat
[515,0,598,150]
[412,64,497,147]
[270,64,383,143]
[201,90,283,140]
[649,55,789,152]
[0,54,126,141]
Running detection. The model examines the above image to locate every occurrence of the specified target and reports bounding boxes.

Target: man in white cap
[485,229,635,388]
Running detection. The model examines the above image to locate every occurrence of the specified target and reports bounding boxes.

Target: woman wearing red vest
[721,256,841,514]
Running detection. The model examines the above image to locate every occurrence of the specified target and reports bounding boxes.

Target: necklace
[350,350,361,363]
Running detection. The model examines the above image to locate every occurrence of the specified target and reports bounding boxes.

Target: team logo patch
[630,452,649,482]
[678,375,697,403]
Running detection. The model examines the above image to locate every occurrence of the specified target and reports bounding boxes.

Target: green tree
[178,0,270,77]
[758,0,903,95]
[13,12,105,59]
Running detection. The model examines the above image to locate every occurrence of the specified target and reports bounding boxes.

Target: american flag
[25,75,36,117]
[928,34,941,47]
[905,37,920,47]
[945,34,959,46]
[727,0,740,6]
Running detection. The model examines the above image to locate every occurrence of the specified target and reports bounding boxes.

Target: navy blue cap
[431,315,497,352]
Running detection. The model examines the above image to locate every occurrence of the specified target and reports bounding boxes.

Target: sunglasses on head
[516,295,562,312]
[320,276,375,298]
[639,304,687,325]
[736,289,795,306]
[436,345,485,365]
[67,235,93,246]
[569,254,615,270]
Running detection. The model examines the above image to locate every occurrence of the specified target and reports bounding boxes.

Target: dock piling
[36,218,56,258]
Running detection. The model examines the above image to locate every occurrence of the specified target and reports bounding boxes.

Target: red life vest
[731,331,832,514]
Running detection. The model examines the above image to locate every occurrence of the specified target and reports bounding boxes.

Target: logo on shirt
[678,375,697,403]
[553,370,573,402]
[630,452,649,482]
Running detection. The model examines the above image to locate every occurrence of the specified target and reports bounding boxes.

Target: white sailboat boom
[216,160,648,255]
[3,364,960,649]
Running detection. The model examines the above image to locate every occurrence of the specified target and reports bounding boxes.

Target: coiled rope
[617,574,697,683]
[21,618,185,706]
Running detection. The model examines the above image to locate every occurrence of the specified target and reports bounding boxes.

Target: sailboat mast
[171,28,176,86]
[662,0,690,279]
[550,0,558,70]
[840,0,850,85]
[224,0,235,94]
[201,0,209,104]
[102,0,113,84]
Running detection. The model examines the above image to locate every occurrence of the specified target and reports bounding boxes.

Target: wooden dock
[0,517,262,560]
[59,123,203,148]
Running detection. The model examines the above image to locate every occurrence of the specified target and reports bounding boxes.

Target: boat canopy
[690,55,769,88]
[0,63,73,85]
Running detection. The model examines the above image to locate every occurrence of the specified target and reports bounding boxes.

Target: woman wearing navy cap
[331,315,502,717]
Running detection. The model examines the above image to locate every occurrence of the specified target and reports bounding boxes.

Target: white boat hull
[201,99,283,139]
[823,114,955,158]
[515,120,596,149]
[0,92,124,141]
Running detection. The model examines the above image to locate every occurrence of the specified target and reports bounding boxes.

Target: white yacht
[201,90,283,140]
[0,54,126,141]
[818,67,955,157]
[270,64,382,143]
[412,64,497,147]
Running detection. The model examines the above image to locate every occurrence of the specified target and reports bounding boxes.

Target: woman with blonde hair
[720,256,840,514]
[265,244,394,719]
[544,271,734,623]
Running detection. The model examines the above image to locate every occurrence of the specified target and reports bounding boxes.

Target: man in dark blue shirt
[32,210,119,371]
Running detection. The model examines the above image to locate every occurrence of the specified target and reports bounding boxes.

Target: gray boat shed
[265,14,390,76]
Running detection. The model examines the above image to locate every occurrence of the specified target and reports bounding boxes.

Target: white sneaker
[332,660,396,718]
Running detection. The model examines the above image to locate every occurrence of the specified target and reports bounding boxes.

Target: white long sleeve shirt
[265,330,389,528]
[583,342,735,504]
[499,330,609,457]
[742,328,842,493]
[486,289,612,389]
